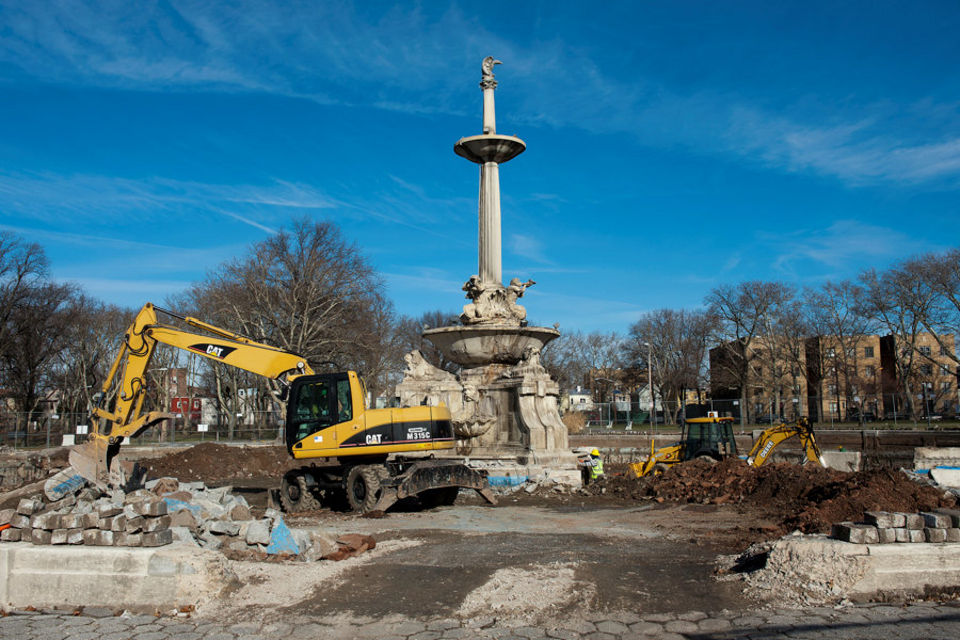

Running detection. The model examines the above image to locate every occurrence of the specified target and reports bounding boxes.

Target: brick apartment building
[711,333,960,421]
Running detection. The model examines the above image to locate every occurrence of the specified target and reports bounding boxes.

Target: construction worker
[582,448,604,485]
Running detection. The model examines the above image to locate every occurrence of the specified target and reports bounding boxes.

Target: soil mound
[142,443,297,484]
[601,458,956,536]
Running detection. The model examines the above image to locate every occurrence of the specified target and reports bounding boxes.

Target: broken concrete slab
[0,541,232,609]
[930,467,960,489]
[744,534,960,603]
[915,447,960,470]
[206,520,239,536]
[820,451,861,472]
[244,520,270,546]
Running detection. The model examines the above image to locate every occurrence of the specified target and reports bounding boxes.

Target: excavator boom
[71,303,313,488]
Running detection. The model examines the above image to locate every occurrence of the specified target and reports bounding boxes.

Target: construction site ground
[3,439,960,639]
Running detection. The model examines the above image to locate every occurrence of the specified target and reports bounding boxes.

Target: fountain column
[455,57,525,290]
[479,63,501,285]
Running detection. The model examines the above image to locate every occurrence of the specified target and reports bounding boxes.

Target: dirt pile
[141,443,297,484]
[601,458,956,536]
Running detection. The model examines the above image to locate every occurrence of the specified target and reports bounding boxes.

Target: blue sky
[1,1,958,333]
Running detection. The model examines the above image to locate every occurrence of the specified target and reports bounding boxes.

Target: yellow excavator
[69,303,495,513]
[629,415,825,477]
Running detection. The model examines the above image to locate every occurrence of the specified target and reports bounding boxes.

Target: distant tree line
[2,221,958,430]
[534,250,960,424]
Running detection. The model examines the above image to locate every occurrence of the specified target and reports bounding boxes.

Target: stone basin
[422,325,559,367]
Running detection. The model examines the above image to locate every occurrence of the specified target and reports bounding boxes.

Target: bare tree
[906,249,960,367]
[395,309,461,374]
[1,282,76,426]
[0,232,48,348]
[804,281,875,424]
[184,218,390,417]
[859,265,937,421]
[573,331,624,403]
[706,281,796,424]
[627,309,716,423]
[540,330,588,393]
[51,296,133,415]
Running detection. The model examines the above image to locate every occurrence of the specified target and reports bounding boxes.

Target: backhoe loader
[629,416,824,477]
[69,303,495,513]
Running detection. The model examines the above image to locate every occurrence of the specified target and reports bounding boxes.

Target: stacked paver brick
[0,476,344,561]
[831,509,960,544]
[0,491,172,547]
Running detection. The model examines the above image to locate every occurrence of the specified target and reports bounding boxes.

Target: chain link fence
[0,411,284,450]
[572,391,960,432]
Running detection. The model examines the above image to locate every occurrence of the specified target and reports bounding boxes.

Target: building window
[941,381,952,393]
[830,402,839,414]
[864,346,874,358]
[827,384,838,395]
[919,345,932,357]
[941,345,952,357]
[919,364,933,375]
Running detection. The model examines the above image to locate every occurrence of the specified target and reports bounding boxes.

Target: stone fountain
[396,57,574,471]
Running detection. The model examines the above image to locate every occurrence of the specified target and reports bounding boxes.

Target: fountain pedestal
[395,57,578,479]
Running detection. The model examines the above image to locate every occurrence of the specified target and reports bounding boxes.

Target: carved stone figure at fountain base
[395,347,572,466]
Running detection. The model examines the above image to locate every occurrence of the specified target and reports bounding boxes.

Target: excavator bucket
[68,437,144,492]
[67,438,110,488]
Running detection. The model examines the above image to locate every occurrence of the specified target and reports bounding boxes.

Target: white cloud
[508,233,550,264]
[761,220,934,275]
[2,2,959,191]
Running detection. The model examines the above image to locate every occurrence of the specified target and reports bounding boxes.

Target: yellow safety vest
[589,457,604,480]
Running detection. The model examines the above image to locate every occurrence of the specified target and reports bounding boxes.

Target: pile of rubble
[0,474,375,562]
[831,509,960,544]
[0,490,172,546]
[599,457,957,538]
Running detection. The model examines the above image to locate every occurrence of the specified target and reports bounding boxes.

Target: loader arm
[629,439,683,478]
[745,418,825,467]
[71,302,314,487]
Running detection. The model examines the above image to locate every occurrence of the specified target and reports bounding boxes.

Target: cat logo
[365,433,383,445]
[188,343,237,360]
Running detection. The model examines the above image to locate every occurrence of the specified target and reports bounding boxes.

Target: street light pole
[645,341,655,431]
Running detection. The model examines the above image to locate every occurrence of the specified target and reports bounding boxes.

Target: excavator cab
[285,373,357,450]
[680,416,738,461]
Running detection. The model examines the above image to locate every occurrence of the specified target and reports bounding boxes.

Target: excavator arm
[70,302,314,488]
[745,417,825,467]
